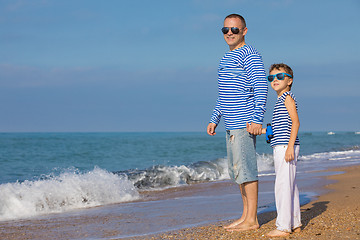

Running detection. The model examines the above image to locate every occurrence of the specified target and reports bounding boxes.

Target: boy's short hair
[225,14,246,27]
[269,63,294,89]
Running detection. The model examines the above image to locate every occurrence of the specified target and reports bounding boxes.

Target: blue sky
[0,0,359,132]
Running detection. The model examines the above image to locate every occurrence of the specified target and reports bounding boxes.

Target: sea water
[0,131,360,222]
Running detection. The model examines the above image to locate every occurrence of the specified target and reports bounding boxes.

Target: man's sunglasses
[267,73,293,82]
[221,27,240,34]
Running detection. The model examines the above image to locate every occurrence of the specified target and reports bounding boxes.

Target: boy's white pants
[273,145,301,232]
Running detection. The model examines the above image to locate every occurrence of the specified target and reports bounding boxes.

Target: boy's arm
[261,128,266,134]
[284,95,300,162]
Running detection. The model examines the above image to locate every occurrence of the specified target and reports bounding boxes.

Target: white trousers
[273,145,301,232]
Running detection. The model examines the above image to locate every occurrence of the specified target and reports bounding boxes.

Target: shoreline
[0,164,359,239]
[140,164,360,240]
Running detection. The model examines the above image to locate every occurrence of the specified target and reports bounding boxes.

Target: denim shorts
[226,128,258,184]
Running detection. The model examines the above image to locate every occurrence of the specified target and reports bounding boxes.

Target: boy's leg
[292,145,301,230]
[292,185,301,229]
[273,145,297,232]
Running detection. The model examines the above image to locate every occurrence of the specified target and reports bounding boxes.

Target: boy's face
[269,68,293,96]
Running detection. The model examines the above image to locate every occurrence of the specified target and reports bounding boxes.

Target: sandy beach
[144,165,360,240]
[0,164,359,240]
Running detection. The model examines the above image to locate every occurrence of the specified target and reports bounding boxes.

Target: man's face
[223,17,247,50]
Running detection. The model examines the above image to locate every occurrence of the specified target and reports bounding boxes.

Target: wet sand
[0,165,359,239]
[145,165,360,240]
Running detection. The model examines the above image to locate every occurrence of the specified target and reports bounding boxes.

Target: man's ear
[242,27,248,36]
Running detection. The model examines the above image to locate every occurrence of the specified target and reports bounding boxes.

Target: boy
[264,63,301,237]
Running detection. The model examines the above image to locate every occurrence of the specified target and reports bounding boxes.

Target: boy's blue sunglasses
[267,73,293,82]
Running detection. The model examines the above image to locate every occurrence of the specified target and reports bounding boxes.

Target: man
[207,14,267,231]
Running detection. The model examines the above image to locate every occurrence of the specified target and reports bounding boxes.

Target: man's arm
[207,123,217,136]
[208,98,221,136]
[244,54,268,135]
[246,122,262,135]
[210,98,221,124]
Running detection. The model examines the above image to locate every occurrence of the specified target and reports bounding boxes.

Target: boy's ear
[287,78,293,86]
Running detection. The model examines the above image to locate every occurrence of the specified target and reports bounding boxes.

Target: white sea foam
[128,149,358,190]
[0,167,139,221]
[128,154,275,190]
[2,148,358,221]
[256,153,274,173]
[299,149,360,162]
[129,158,230,190]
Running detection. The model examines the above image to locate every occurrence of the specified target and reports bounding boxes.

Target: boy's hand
[285,146,295,162]
[207,123,217,136]
[261,128,266,135]
[246,122,262,135]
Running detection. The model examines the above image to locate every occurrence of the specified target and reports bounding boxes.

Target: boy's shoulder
[279,91,297,102]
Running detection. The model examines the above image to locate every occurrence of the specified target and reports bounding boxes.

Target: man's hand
[246,122,262,136]
[207,123,217,136]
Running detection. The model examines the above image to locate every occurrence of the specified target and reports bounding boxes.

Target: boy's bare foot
[223,218,244,229]
[226,222,259,232]
[266,229,290,237]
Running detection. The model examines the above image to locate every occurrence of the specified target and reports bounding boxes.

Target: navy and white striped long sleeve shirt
[210,45,268,130]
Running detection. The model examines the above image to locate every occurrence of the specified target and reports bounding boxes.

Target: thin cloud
[4,0,49,11]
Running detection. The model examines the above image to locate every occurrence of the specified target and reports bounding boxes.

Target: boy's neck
[277,88,290,97]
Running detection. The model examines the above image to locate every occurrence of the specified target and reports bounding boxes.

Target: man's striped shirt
[270,91,300,147]
[210,45,268,130]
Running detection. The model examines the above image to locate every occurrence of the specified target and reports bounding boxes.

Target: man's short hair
[224,14,246,27]
[269,63,294,89]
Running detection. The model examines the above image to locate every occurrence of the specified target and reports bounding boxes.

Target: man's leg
[224,184,247,229]
[227,180,259,231]
[224,129,258,231]
[243,180,259,226]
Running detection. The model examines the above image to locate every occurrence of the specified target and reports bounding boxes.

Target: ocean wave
[0,154,274,221]
[3,148,358,221]
[119,153,274,190]
[121,159,229,190]
[0,167,139,221]
[299,149,360,162]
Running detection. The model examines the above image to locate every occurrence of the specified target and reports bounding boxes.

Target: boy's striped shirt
[271,91,300,147]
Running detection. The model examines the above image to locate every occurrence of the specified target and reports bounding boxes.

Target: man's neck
[229,42,246,51]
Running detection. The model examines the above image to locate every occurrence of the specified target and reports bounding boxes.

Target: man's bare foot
[292,226,301,233]
[266,229,290,237]
[223,218,244,229]
[226,222,259,232]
